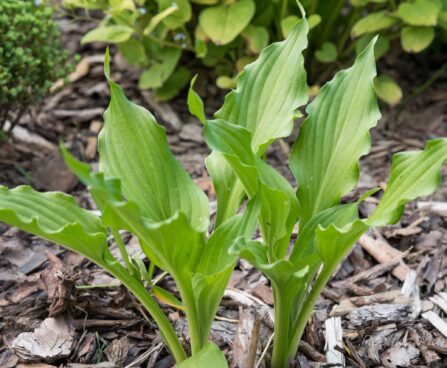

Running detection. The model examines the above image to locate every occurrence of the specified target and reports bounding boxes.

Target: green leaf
[153,67,191,101]
[374,75,403,105]
[315,220,369,270]
[199,0,256,45]
[0,185,109,266]
[118,38,147,67]
[152,285,185,310]
[290,38,381,226]
[177,342,227,368]
[351,11,397,37]
[401,26,435,53]
[396,0,441,26]
[242,25,269,54]
[81,25,134,44]
[207,20,309,225]
[191,198,260,349]
[101,66,209,232]
[215,19,309,152]
[308,14,322,30]
[315,42,338,63]
[158,0,192,29]
[281,15,299,37]
[289,203,359,265]
[368,139,447,226]
[138,47,181,89]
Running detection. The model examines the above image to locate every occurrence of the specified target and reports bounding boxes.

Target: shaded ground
[1,11,447,368]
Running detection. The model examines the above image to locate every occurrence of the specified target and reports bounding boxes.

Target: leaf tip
[104,47,111,81]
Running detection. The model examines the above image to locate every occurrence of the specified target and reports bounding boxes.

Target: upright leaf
[206,20,309,224]
[100,53,209,232]
[290,39,381,225]
[215,19,309,152]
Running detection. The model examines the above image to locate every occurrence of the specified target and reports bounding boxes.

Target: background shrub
[0,0,71,136]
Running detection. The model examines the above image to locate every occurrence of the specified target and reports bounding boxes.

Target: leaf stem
[287,267,331,358]
[109,265,188,363]
[177,278,205,354]
[270,285,293,368]
[110,228,133,273]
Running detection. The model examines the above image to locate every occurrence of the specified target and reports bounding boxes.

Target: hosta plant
[1,12,447,368]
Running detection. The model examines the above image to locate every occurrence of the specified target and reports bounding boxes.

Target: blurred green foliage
[0,0,71,134]
[66,0,447,104]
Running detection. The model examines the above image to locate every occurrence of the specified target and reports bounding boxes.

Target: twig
[254,333,274,368]
[247,318,261,368]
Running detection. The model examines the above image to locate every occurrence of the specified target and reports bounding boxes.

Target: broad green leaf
[101,58,209,232]
[289,203,359,265]
[158,0,192,29]
[242,25,269,54]
[396,0,441,26]
[192,198,260,347]
[81,25,133,44]
[315,42,338,63]
[138,47,181,89]
[153,67,191,101]
[351,11,397,37]
[178,342,227,368]
[315,220,369,270]
[199,0,256,45]
[0,185,109,266]
[118,38,147,67]
[215,19,309,152]
[208,20,309,225]
[401,26,435,53]
[368,139,447,226]
[203,119,299,259]
[189,86,298,259]
[374,75,403,105]
[290,39,381,226]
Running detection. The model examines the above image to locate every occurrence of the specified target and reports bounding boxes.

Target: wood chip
[324,317,345,367]
[11,317,75,361]
[417,201,447,217]
[232,308,260,368]
[359,232,411,281]
[422,311,447,338]
[345,304,412,328]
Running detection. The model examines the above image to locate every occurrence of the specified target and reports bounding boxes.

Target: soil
[1,10,447,368]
